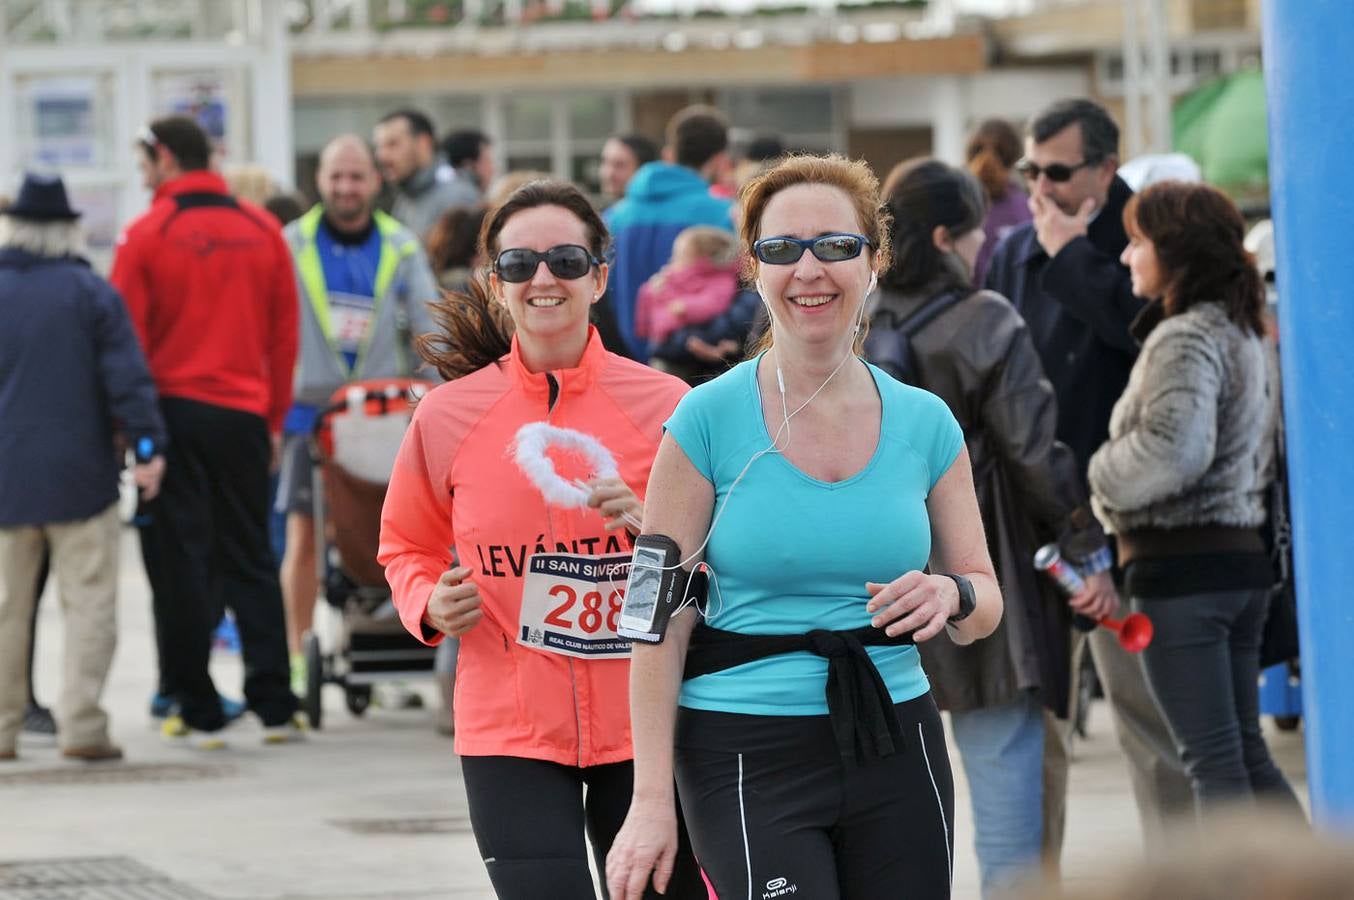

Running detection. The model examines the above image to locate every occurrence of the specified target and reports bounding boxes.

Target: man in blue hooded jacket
[604,105,734,359]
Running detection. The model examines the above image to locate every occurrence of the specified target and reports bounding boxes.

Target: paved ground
[0,531,1309,899]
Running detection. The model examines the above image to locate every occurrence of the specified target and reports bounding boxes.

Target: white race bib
[517,552,632,659]
[329,292,375,356]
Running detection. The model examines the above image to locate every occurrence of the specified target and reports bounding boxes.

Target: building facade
[2,0,1264,268]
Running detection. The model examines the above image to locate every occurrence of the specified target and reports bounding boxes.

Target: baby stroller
[301,378,438,728]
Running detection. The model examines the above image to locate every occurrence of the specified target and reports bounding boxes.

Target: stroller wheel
[345,685,372,717]
[303,631,324,729]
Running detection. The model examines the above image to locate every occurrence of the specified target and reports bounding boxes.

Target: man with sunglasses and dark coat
[983,98,1193,861]
[985,99,1142,474]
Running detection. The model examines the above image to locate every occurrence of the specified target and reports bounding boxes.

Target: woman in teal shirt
[607,155,1002,900]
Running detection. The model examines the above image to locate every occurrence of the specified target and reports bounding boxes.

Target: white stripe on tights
[738,752,752,900]
[918,721,952,887]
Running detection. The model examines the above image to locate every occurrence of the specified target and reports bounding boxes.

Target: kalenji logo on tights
[763,876,798,898]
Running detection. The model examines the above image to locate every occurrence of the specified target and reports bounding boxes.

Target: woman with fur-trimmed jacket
[1090,181,1303,820]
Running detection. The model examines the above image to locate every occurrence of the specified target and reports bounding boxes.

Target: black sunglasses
[1016,157,1100,183]
[753,233,872,266]
[493,244,601,283]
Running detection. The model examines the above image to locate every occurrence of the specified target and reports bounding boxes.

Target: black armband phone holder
[617,534,705,644]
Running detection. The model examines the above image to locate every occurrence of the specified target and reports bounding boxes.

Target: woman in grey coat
[1091,181,1303,819]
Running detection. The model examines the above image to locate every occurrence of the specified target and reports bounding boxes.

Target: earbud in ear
[867,273,879,296]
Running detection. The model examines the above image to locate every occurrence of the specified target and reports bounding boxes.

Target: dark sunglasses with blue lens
[493,244,602,283]
[752,233,873,266]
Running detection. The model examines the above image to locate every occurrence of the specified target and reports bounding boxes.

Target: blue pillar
[1262,1,1354,830]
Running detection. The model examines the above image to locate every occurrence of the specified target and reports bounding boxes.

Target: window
[571,154,602,196]
[719,87,837,156]
[433,97,485,135]
[568,95,616,141]
[723,88,834,135]
[506,153,553,176]
[504,97,553,143]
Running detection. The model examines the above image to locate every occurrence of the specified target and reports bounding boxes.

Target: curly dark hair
[417,180,610,380]
[1123,181,1264,336]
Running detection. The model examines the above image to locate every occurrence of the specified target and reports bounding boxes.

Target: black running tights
[460,755,705,900]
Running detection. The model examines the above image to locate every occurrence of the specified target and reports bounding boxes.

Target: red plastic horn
[1098,613,1154,653]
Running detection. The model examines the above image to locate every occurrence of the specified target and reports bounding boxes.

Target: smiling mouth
[527,297,567,308]
[788,294,836,308]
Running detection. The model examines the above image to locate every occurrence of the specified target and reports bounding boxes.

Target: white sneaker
[262,714,308,745]
[161,715,227,751]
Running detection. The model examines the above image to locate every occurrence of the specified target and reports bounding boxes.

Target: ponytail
[416,273,514,381]
[968,147,1011,201]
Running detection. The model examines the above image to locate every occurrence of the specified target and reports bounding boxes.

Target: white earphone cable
[647,275,875,591]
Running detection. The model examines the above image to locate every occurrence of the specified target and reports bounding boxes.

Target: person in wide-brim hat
[1,166,164,765]
[5,173,82,221]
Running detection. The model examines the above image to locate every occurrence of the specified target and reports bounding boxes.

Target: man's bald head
[317,135,381,230]
[319,135,377,174]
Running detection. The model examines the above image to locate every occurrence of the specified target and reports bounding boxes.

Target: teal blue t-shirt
[665,356,964,716]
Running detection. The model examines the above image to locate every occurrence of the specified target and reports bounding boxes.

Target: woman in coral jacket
[378,180,703,900]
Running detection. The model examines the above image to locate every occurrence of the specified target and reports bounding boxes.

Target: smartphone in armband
[618,534,683,643]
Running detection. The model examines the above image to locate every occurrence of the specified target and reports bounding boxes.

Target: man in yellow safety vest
[279,134,439,706]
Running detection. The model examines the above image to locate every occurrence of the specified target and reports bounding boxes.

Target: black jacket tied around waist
[683,622,915,766]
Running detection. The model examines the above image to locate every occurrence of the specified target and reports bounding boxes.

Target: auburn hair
[1123,181,1264,336]
[417,180,610,380]
[738,154,892,356]
[965,118,1022,201]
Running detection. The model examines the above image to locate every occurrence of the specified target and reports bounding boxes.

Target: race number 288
[544,585,625,634]
[519,552,632,659]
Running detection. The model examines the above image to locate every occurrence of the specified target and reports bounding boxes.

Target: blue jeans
[1133,588,1303,819]
[950,691,1045,897]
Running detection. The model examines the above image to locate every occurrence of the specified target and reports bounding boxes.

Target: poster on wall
[154,71,231,154]
[22,77,102,169]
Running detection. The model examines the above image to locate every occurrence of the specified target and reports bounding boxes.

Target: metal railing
[0,0,267,43]
[289,0,937,32]
[0,0,1123,43]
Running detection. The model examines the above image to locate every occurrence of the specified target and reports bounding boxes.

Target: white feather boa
[513,422,620,509]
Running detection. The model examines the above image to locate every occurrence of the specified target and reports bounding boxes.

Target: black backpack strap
[867,287,972,386]
[159,191,275,237]
[173,192,239,210]
[895,287,971,337]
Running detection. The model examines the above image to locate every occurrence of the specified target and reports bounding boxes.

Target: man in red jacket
[111,115,301,748]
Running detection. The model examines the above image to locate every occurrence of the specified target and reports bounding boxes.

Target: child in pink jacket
[635,226,739,355]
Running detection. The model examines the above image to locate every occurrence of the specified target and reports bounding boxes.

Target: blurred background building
[0,0,1267,269]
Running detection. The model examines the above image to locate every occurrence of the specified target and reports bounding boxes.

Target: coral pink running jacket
[379,328,687,766]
